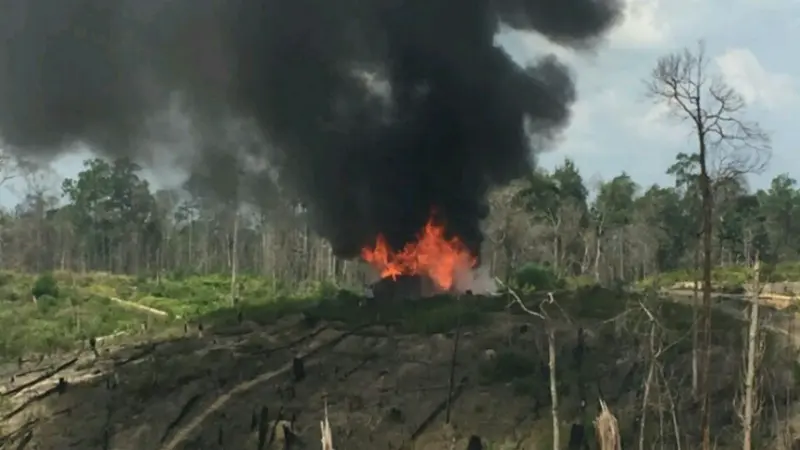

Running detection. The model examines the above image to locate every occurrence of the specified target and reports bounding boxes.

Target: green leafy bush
[514,263,564,291]
[35,294,62,315]
[563,275,597,289]
[32,273,59,298]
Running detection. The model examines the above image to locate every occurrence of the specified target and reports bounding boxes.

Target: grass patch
[0,271,314,359]
[0,294,146,359]
[638,262,800,291]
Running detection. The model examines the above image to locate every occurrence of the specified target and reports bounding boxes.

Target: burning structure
[0,0,622,281]
[362,212,477,297]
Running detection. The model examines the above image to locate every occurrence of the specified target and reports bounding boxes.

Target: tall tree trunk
[594,228,602,283]
[692,244,700,396]
[742,259,761,450]
[230,211,239,306]
[548,328,559,450]
[699,135,714,450]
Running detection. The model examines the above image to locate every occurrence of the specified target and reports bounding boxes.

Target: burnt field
[1,289,798,450]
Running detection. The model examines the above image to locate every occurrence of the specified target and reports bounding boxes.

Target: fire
[361,216,477,291]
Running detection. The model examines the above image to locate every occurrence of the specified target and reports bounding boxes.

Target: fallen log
[3,382,64,421]
[0,419,38,448]
[409,376,468,441]
[160,394,204,444]
[159,322,374,450]
[113,344,157,368]
[1,358,77,398]
[109,297,169,317]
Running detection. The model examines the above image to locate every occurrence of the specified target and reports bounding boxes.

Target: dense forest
[0,151,796,285]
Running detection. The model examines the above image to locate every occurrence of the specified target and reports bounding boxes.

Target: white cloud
[715,48,797,108]
[503,0,671,55]
[742,0,799,10]
[608,0,670,48]
[625,101,688,144]
[557,99,594,153]
[501,30,579,66]
[556,89,628,156]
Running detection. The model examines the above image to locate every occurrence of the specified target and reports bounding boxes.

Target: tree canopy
[0,153,795,286]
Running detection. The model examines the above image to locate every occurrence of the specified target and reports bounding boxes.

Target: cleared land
[1,272,799,449]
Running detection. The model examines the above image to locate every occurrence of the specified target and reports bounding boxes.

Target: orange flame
[361,216,477,291]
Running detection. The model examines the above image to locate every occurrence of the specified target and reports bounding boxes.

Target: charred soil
[0,290,798,450]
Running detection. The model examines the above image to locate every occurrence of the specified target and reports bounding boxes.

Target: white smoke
[453,266,499,295]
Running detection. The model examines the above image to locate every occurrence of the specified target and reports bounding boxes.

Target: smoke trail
[0,0,621,257]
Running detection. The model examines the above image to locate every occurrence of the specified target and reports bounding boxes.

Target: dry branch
[595,399,621,450]
[494,277,545,319]
[320,397,333,450]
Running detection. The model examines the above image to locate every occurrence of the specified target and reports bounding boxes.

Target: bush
[35,294,60,313]
[32,273,59,298]
[563,275,597,289]
[514,263,564,291]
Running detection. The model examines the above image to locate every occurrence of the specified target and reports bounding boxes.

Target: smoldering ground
[0,0,622,257]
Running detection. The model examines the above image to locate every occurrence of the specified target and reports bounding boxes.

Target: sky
[1,0,798,205]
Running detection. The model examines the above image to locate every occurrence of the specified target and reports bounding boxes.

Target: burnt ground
[0,292,798,450]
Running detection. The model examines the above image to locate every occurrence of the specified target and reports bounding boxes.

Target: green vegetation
[513,262,565,291]
[1,253,786,362]
[0,270,507,360]
[0,257,745,361]
[0,261,568,359]
[640,261,800,293]
[0,265,648,361]
[0,271,346,359]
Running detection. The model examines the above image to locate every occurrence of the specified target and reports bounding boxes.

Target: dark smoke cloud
[0,0,622,257]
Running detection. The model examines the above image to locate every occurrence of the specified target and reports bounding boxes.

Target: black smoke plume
[0,0,621,257]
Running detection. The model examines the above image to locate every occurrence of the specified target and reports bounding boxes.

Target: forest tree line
[0,42,783,295]
[0,152,796,287]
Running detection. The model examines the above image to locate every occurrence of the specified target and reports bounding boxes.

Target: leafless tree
[739,259,764,450]
[0,149,19,187]
[646,40,771,450]
[485,182,535,283]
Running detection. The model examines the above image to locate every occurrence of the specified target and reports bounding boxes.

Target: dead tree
[646,40,771,450]
[501,278,560,450]
[0,149,19,187]
[741,259,763,450]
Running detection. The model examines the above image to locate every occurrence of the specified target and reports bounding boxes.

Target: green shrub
[32,273,59,298]
[514,263,564,291]
[0,287,20,302]
[35,294,60,314]
[0,271,13,286]
[563,275,597,289]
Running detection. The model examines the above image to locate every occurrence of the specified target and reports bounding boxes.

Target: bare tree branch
[494,276,546,319]
[645,40,771,181]
[0,149,19,187]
